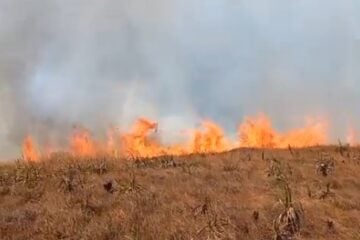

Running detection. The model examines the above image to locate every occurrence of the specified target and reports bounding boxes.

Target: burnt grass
[0,147,360,240]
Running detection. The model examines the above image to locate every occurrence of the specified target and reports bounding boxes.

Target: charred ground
[0,147,359,240]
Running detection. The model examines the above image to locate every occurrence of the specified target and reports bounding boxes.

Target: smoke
[0,0,359,158]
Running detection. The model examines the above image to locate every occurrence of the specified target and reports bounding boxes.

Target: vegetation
[0,147,359,239]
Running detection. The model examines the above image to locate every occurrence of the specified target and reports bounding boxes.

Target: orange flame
[239,114,327,148]
[70,127,97,157]
[190,121,232,153]
[121,118,163,158]
[20,113,329,160]
[281,118,327,147]
[238,114,277,148]
[22,136,40,162]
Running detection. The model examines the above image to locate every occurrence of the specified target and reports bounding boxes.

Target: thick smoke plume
[0,0,359,158]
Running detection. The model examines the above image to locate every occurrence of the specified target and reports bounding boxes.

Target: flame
[239,114,327,148]
[121,118,163,158]
[70,127,98,156]
[281,118,327,147]
[238,114,277,148]
[190,121,232,153]
[22,136,40,162]
[20,113,330,160]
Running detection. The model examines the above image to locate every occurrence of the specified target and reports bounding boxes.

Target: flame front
[21,113,330,160]
[238,114,327,148]
[22,136,40,162]
[121,118,163,158]
[238,114,276,148]
[190,121,232,153]
[70,127,98,157]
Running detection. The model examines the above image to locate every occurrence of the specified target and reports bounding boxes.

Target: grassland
[0,146,359,240]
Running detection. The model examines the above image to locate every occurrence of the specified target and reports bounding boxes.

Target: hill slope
[0,147,359,239]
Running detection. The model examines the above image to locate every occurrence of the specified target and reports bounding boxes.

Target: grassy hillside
[0,147,359,240]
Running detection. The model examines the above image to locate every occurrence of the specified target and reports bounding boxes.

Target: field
[0,147,359,240]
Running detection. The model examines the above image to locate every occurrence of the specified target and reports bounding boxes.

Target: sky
[0,0,359,158]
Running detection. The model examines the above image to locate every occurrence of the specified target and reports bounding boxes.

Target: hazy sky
[0,0,359,158]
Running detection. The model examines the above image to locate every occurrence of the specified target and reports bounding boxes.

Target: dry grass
[0,147,360,240]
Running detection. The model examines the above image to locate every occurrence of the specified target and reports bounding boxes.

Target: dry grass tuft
[0,147,360,239]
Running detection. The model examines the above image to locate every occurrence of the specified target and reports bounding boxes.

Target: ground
[0,146,359,240]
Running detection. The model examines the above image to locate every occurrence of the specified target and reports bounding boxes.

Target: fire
[238,114,327,148]
[70,127,98,157]
[119,118,232,157]
[20,113,330,161]
[22,136,40,162]
[121,118,163,158]
[238,114,277,148]
[281,118,327,148]
[190,121,232,153]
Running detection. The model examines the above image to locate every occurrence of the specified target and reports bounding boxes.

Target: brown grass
[0,146,360,240]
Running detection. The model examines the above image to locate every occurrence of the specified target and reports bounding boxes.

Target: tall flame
[21,113,329,160]
[190,121,232,153]
[70,127,97,157]
[238,114,276,148]
[121,118,162,158]
[22,136,39,162]
[238,114,327,148]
